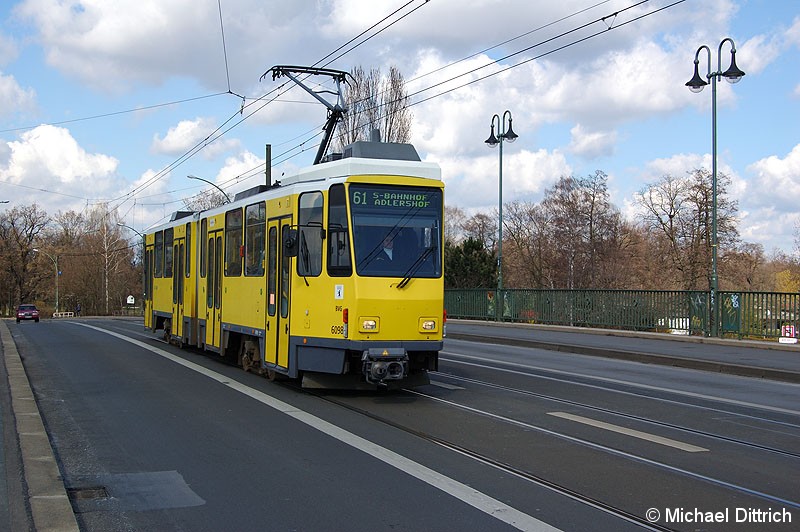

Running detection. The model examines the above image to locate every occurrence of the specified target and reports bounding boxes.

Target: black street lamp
[686,37,745,337]
[33,248,59,312]
[485,110,518,321]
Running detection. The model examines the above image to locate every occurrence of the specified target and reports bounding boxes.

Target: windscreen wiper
[397,246,435,289]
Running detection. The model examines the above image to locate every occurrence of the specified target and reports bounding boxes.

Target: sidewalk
[1,320,80,532]
[447,319,800,384]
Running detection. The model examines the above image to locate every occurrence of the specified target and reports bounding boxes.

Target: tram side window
[245,202,266,276]
[225,208,243,276]
[267,226,277,316]
[298,191,323,277]
[185,223,191,277]
[200,218,207,278]
[207,237,215,308]
[144,249,151,298]
[164,227,174,278]
[327,184,352,276]
[154,231,163,277]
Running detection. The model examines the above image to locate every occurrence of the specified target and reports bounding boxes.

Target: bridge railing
[445,289,800,340]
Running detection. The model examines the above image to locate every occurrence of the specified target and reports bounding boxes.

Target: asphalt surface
[446,320,800,383]
[2,317,799,531]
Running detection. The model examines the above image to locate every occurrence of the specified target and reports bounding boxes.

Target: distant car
[16,304,40,323]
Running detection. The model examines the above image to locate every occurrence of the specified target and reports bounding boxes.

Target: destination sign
[350,186,440,211]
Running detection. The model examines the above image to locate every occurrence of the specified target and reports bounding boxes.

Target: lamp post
[187,175,231,203]
[33,248,59,312]
[116,222,144,238]
[118,223,145,316]
[686,38,745,337]
[485,110,518,321]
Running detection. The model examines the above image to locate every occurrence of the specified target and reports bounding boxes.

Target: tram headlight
[419,318,437,332]
[359,317,379,333]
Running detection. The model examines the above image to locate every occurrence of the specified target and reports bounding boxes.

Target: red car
[16,304,40,323]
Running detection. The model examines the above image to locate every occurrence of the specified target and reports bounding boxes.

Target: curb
[0,320,79,532]
[446,332,800,384]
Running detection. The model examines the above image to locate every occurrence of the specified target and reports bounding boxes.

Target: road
[3,318,799,531]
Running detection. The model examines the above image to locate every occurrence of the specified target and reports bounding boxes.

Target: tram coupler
[362,347,408,386]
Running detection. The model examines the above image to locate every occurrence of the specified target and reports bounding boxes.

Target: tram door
[144,245,153,329]
[205,230,223,350]
[266,217,291,369]
[172,237,185,341]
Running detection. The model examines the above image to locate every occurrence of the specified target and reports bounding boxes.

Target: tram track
[301,385,674,532]
[296,375,800,530]
[430,370,800,460]
[87,322,800,528]
[125,322,800,462]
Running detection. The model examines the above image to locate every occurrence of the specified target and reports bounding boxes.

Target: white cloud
[738,207,799,255]
[436,148,570,210]
[0,125,120,208]
[151,117,239,158]
[569,124,617,159]
[746,144,800,209]
[12,0,332,92]
[0,71,36,118]
[0,31,18,66]
[216,150,267,196]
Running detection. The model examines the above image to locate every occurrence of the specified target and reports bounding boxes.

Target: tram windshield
[350,184,442,279]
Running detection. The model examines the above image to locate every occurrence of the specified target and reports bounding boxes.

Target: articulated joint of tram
[362,347,408,388]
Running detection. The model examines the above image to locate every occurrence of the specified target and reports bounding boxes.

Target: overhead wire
[312,0,421,68]
[318,0,431,69]
[406,0,651,104]
[410,0,687,107]
[218,0,235,96]
[10,0,686,218]
[351,0,648,120]
[1,1,430,215]
[0,92,229,134]
[116,0,432,210]
[151,0,684,208]
[345,0,615,145]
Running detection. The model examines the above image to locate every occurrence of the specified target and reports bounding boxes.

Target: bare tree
[462,212,497,252]
[636,169,738,290]
[503,201,553,288]
[444,205,467,246]
[0,204,50,308]
[541,176,584,289]
[379,66,412,143]
[721,242,768,291]
[794,219,800,259]
[333,65,412,152]
[183,189,228,211]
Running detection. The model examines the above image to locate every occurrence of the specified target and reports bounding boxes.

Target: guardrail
[444,289,800,340]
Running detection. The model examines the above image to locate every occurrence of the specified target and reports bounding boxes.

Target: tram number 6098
[330,325,345,335]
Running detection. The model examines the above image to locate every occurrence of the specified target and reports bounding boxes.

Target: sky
[0,0,798,256]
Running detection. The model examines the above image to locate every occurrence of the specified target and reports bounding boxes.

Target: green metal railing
[445,289,800,339]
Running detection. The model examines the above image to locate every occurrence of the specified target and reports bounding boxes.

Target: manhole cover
[67,486,109,500]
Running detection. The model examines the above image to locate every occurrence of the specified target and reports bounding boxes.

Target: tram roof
[281,156,441,186]
[147,147,442,233]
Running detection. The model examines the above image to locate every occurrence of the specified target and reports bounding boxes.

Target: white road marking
[440,350,800,417]
[75,323,560,532]
[429,379,465,390]
[407,389,800,510]
[548,412,709,453]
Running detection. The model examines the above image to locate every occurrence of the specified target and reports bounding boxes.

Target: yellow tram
[144,141,444,389]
